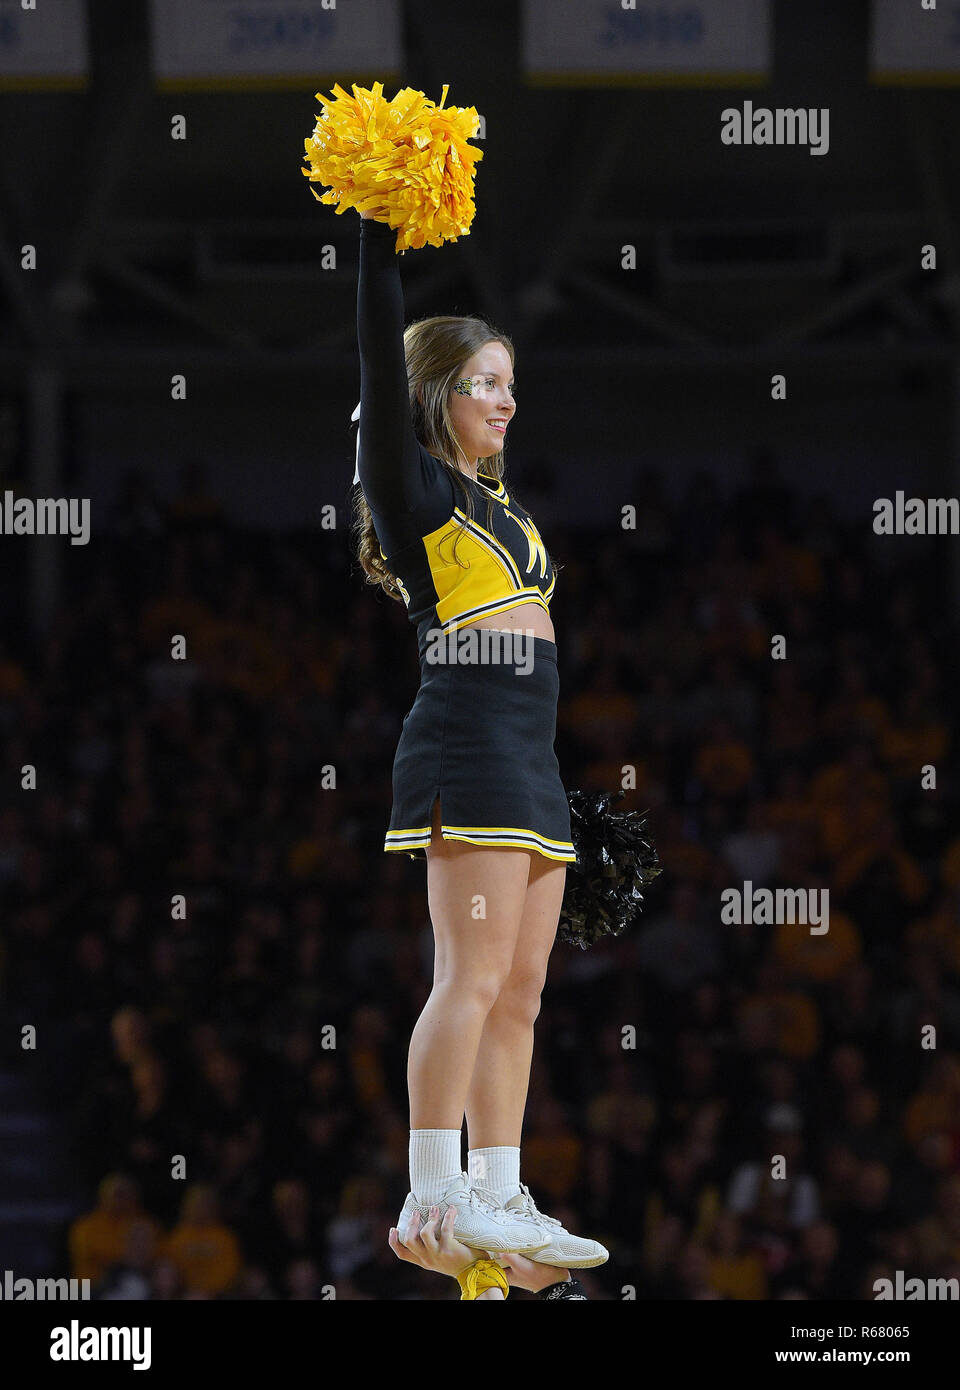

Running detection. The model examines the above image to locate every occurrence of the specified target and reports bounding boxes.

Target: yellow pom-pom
[301,80,483,253]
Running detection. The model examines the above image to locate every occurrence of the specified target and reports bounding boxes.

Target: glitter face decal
[453,375,517,401]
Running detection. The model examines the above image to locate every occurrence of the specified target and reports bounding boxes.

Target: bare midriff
[459,601,556,644]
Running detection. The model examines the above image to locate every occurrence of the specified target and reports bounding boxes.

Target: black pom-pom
[557,789,662,949]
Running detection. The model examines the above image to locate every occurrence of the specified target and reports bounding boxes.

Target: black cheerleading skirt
[384,634,577,864]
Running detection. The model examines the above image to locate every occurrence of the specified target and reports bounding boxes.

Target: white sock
[468,1146,521,1206]
[409,1129,463,1205]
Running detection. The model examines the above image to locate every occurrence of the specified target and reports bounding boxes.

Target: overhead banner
[0,0,88,90]
[870,0,960,85]
[522,0,771,86]
[150,0,401,90]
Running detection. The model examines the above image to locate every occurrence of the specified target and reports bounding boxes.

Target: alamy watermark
[0,492,91,544]
[721,882,829,934]
[721,101,829,157]
[874,1271,959,1299]
[424,627,537,673]
[0,1269,90,1299]
[50,1321,151,1370]
[873,492,960,534]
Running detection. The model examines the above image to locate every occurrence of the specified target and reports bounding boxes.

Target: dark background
[0,0,959,1300]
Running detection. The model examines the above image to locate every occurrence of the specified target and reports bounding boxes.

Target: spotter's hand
[388,1205,480,1279]
[498,1250,572,1293]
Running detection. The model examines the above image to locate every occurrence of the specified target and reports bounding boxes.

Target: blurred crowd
[1,453,959,1300]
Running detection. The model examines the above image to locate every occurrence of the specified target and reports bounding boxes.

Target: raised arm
[356,215,436,515]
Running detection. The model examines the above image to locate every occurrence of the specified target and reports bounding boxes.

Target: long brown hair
[352,316,513,602]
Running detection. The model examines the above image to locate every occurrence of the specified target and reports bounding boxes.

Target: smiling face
[446,340,516,467]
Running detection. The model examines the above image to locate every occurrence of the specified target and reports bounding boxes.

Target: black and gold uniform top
[356,217,555,659]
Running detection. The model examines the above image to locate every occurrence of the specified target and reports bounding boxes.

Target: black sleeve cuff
[536,1277,588,1300]
[360,217,398,243]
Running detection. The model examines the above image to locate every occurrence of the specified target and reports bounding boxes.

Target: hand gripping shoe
[396,1171,552,1254]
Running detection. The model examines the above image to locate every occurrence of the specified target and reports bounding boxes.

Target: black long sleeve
[356,218,442,519]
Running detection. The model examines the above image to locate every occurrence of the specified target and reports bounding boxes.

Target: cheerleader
[350,205,607,1269]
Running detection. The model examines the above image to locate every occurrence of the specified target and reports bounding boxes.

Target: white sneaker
[499,1183,609,1268]
[396,1171,552,1254]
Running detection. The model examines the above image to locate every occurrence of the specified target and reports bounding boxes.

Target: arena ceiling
[0,0,957,379]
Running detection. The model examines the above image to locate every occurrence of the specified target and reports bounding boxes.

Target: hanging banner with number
[150,0,401,90]
[0,0,88,90]
[522,0,771,86]
[870,0,960,84]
